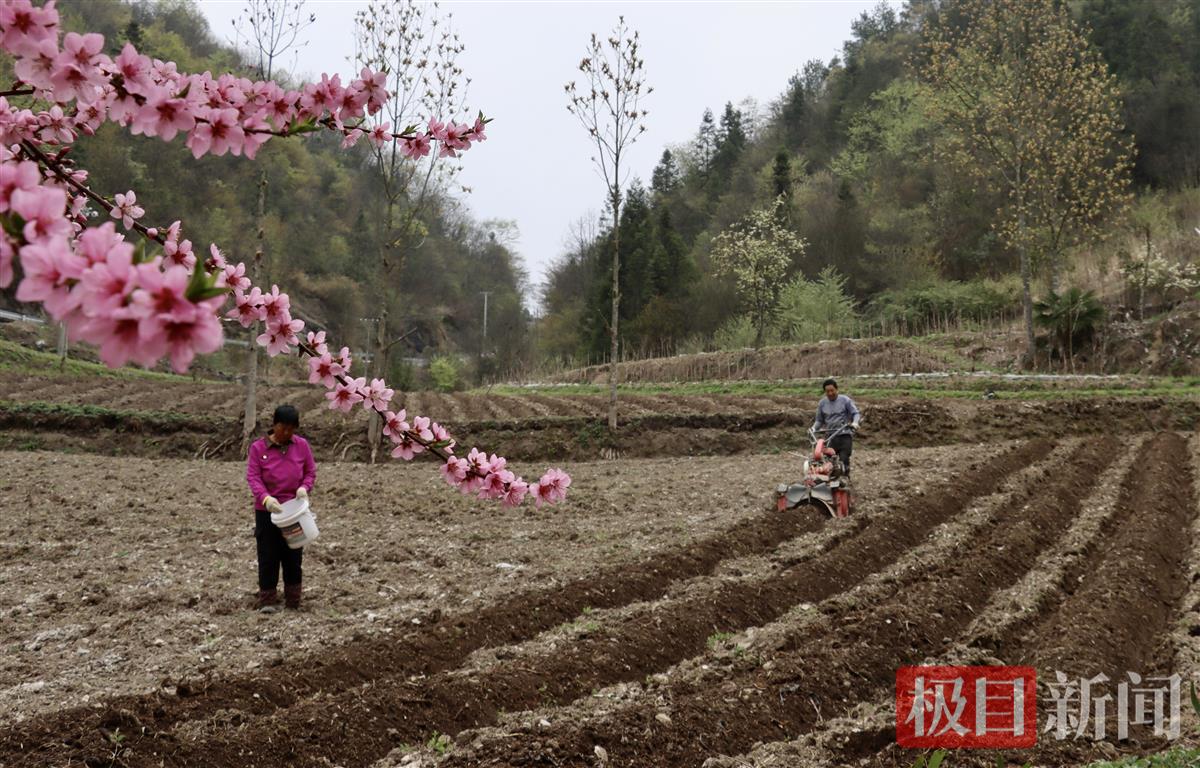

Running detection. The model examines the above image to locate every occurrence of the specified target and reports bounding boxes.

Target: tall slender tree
[355,0,471,461]
[566,16,651,430]
[922,0,1133,364]
[232,0,315,454]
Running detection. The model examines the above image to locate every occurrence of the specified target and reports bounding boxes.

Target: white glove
[263,495,283,514]
[296,487,309,501]
[850,421,860,431]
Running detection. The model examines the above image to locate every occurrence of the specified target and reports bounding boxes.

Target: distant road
[0,309,45,324]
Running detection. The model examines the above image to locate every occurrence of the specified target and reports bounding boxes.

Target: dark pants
[829,434,853,476]
[255,510,303,590]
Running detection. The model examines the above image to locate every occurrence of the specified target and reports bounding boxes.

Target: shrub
[428,355,462,392]
[777,266,859,343]
[867,276,1022,334]
[713,315,768,350]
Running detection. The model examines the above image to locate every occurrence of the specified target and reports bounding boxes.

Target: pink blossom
[466,447,493,477]
[162,221,195,268]
[533,468,572,507]
[227,286,265,327]
[367,121,391,148]
[37,104,74,143]
[0,0,60,59]
[49,32,105,104]
[410,415,434,443]
[502,479,529,507]
[132,262,193,322]
[75,222,126,266]
[260,284,290,322]
[240,115,272,159]
[364,377,394,411]
[427,118,449,142]
[337,345,352,372]
[430,421,454,452]
[305,330,328,355]
[79,305,163,368]
[401,132,431,159]
[110,190,144,230]
[472,116,487,142]
[478,468,513,501]
[326,378,364,413]
[156,303,224,373]
[383,409,409,439]
[340,128,363,149]
[132,86,196,141]
[440,456,468,486]
[11,185,71,242]
[187,107,245,158]
[390,433,424,461]
[222,262,250,292]
[358,67,388,113]
[13,37,57,91]
[335,84,368,120]
[0,238,12,289]
[0,159,40,212]
[307,352,344,388]
[258,315,304,356]
[15,237,84,320]
[78,231,135,315]
[112,43,152,95]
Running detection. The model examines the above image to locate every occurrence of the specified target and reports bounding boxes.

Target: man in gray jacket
[813,378,861,477]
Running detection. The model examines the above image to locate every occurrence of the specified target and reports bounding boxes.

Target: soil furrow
[439,438,1111,768]
[0,486,836,767]
[160,441,1038,768]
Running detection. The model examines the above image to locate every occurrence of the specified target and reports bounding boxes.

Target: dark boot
[256,588,279,613]
[284,583,302,610]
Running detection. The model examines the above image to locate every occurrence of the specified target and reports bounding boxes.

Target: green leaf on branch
[184,266,230,302]
[131,239,154,265]
[287,117,320,135]
[0,212,26,241]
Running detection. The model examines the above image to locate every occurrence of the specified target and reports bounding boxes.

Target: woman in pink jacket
[246,404,316,612]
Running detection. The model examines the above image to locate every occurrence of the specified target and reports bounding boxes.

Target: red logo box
[896,665,1037,748]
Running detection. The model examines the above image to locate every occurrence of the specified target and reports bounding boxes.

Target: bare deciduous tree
[232,0,315,455]
[354,0,471,462]
[565,17,650,431]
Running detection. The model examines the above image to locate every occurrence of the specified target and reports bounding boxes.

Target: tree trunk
[608,194,620,432]
[1140,225,1150,322]
[368,308,387,464]
[1020,243,1035,368]
[241,172,268,455]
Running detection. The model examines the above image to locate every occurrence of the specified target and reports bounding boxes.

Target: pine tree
[710,102,746,198]
[694,108,717,183]
[650,149,680,199]
[772,149,793,201]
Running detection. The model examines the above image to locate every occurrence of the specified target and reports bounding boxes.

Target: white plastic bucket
[271,497,319,549]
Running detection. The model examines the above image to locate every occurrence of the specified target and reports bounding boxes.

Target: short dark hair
[273,404,300,427]
[822,378,838,390]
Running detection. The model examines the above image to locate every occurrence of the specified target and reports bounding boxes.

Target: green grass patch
[0,399,221,428]
[1086,749,1200,767]
[481,377,1200,401]
[0,338,187,382]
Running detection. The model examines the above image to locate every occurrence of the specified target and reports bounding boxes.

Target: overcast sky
[196,0,881,306]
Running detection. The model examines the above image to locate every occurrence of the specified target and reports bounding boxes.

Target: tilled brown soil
[0,443,978,766]
[2,431,1197,768]
[4,382,1200,465]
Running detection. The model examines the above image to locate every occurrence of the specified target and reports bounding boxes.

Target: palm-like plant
[1034,287,1105,370]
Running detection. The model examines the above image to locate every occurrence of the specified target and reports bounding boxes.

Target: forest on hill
[3,0,532,387]
[540,0,1200,369]
[4,0,1200,382]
